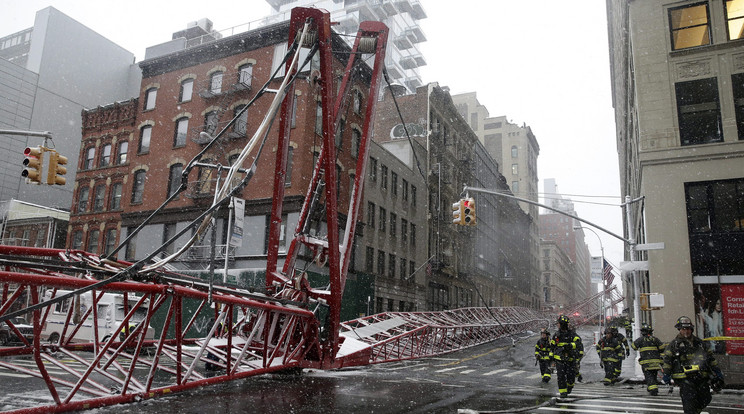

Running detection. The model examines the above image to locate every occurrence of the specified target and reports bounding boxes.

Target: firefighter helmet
[604,327,613,335]
[540,328,550,336]
[674,316,694,330]
[558,315,570,326]
[610,326,619,335]
[640,323,653,335]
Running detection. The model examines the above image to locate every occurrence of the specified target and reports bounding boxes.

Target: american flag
[603,259,614,285]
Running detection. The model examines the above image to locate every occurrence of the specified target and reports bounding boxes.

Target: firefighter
[662,316,724,414]
[597,327,623,385]
[632,323,665,395]
[624,318,633,342]
[535,328,553,383]
[551,315,582,398]
[611,326,631,378]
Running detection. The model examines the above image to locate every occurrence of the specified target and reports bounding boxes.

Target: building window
[727,0,744,41]
[409,261,416,280]
[171,117,188,147]
[367,202,375,229]
[351,129,361,158]
[77,187,89,213]
[669,2,711,51]
[377,250,385,276]
[125,227,137,261]
[390,212,397,236]
[131,169,146,204]
[410,223,416,247]
[676,77,722,146]
[685,178,744,276]
[109,183,122,210]
[104,228,117,256]
[388,253,396,278]
[238,64,253,87]
[365,246,374,273]
[196,159,214,195]
[512,163,519,175]
[168,164,183,197]
[100,144,111,167]
[391,172,398,195]
[512,181,520,194]
[71,231,83,250]
[686,179,744,233]
[381,165,388,189]
[369,157,377,182]
[234,105,248,136]
[352,89,362,114]
[411,185,417,207]
[335,118,345,149]
[285,147,294,187]
[401,218,408,243]
[511,145,518,158]
[731,73,744,140]
[179,78,193,102]
[204,111,219,135]
[84,147,95,170]
[315,101,323,135]
[117,141,128,165]
[87,230,100,254]
[210,71,223,94]
[400,258,407,280]
[379,207,386,232]
[402,179,409,201]
[93,184,106,212]
[139,125,152,154]
[144,87,157,111]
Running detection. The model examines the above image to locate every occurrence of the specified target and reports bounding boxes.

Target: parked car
[0,317,34,346]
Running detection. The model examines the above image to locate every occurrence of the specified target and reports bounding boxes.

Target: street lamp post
[575,226,605,336]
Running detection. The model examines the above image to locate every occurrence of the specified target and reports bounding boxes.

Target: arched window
[100,144,112,167]
[168,163,183,197]
[238,64,252,87]
[174,117,189,147]
[144,87,158,111]
[210,71,223,94]
[139,125,152,154]
[131,169,146,204]
[511,145,518,158]
[179,78,194,102]
[117,141,128,164]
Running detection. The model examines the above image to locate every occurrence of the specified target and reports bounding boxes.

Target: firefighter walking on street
[632,323,665,395]
[535,328,553,383]
[551,315,582,398]
[662,316,724,414]
[611,326,631,379]
[597,327,623,385]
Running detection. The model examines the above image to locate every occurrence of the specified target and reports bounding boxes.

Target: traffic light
[463,197,476,226]
[22,146,44,184]
[46,150,67,185]
[452,200,464,225]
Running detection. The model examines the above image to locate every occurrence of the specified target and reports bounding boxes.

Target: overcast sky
[1,1,624,280]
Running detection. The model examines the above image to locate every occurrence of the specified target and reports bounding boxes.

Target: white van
[41,289,155,344]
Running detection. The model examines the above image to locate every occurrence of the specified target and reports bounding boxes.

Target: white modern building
[263,0,427,92]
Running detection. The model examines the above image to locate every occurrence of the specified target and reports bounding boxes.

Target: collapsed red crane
[0,8,550,413]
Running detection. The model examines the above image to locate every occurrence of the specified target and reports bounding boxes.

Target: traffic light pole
[461,186,632,245]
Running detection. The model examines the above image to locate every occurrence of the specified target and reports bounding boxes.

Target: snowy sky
[1,1,625,280]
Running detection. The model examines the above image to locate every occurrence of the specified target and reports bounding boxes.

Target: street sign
[590,256,603,284]
[634,242,665,251]
[620,261,648,271]
[229,197,244,247]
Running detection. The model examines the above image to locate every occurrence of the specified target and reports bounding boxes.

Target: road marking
[435,366,467,373]
[483,368,507,376]
[503,370,523,377]
[459,369,476,374]
[0,372,32,378]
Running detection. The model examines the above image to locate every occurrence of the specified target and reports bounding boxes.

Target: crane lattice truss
[0,8,553,414]
[562,285,624,327]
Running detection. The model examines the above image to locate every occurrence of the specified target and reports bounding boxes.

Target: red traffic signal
[22,146,44,184]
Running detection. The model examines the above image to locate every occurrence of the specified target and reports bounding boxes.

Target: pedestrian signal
[463,197,476,226]
[22,146,44,184]
[46,151,67,185]
[452,200,464,225]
